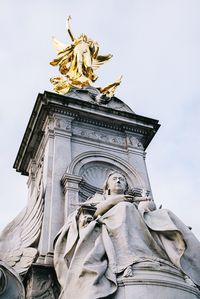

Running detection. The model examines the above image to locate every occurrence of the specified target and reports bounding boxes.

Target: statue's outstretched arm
[94,195,154,217]
[94,194,130,217]
[67,16,75,42]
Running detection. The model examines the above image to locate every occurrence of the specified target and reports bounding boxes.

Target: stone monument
[0,18,200,299]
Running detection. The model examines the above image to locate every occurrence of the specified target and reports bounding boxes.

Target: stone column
[61,174,82,217]
[125,132,152,194]
[37,114,74,264]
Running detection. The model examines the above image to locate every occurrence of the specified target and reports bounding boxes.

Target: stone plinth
[11,89,162,298]
[14,90,160,263]
[5,88,199,298]
[114,262,200,299]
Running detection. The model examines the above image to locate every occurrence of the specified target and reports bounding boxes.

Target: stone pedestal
[114,262,200,299]
[14,90,159,264]
[13,89,161,298]
[10,89,200,298]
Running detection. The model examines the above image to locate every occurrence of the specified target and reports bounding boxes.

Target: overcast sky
[0,0,200,238]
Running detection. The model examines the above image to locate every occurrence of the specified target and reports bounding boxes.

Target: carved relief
[80,165,116,188]
[127,135,144,149]
[46,115,55,132]
[55,117,72,131]
[73,126,126,146]
[45,114,73,134]
[123,266,134,277]
[28,157,44,182]
[29,159,38,181]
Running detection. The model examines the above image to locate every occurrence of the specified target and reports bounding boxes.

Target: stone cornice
[13,91,160,175]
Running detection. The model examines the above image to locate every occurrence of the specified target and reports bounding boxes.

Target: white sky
[0,0,200,238]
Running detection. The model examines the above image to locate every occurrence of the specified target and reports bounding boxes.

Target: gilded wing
[51,36,67,54]
[92,54,113,70]
[99,76,122,97]
[50,38,74,75]
[50,75,72,94]
[0,179,45,275]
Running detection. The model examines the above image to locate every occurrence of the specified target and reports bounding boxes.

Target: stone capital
[61,173,82,194]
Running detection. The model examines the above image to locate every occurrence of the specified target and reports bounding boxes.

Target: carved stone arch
[65,151,146,202]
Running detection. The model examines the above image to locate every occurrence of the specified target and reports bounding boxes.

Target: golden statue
[50,17,121,97]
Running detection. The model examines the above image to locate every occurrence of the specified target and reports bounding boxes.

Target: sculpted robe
[54,196,200,299]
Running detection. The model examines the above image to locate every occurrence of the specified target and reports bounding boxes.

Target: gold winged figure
[50,16,121,97]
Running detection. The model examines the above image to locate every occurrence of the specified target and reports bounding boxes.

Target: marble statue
[0,174,44,275]
[54,171,200,299]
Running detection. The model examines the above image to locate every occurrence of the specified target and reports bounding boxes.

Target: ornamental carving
[127,135,144,149]
[73,127,125,146]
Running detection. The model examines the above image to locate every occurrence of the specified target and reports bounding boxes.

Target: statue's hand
[124,195,136,203]
[78,213,93,229]
[107,194,129,205]
[138,198,156,213]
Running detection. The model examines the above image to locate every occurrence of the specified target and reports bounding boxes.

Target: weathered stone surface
[12,91,158,262]
[24,264,60,299]
[114,261,200,299]
[54,172,200,299]
[3,90,198,299]
[0,165,45,275]
[0,261,25,299]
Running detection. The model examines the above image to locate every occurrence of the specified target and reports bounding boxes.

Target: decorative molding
[29,159,37,181]
[127,135,144,149]
[45,114,74,134]
[61,174,83,216]
[117,260,200,297]
[27,156,44,195]
[73,126,126,146]
[61,174,82,195]
[14,92,160,175]
[123,266,134,278]
[44,107,154,138]
[80,165,115,188]
[55,118,71,131]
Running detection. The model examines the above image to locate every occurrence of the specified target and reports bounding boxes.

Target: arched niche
[65,151,146,202]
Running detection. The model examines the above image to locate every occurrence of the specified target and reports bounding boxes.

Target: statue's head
[103,171,128,195]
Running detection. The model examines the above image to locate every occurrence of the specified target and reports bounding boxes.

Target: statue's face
[107,173,127,195]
